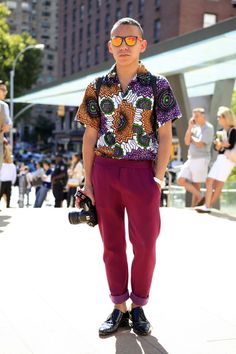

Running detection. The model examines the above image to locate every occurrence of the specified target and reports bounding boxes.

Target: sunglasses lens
[125,36,137,46]
[111,37,123,46]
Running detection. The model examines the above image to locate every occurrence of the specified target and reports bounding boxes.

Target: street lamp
[9,43,45,148]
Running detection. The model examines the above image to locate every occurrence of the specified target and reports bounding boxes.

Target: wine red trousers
[92,156,161,306]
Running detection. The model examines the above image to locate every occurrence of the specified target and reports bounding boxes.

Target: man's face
[193,111,204,124]
[0,84,8,100]
[108,24,147,66]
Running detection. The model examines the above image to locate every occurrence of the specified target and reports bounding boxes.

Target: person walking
[0,142,16,208]
[0,80,12,169]
[76,17,182,336]
[66,153,83,207]
[51,153,68,207]
[177,108,214,207]
[196,106,236,213]
[34,160,52,208]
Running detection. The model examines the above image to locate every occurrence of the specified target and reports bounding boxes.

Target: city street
[0,206,236,354]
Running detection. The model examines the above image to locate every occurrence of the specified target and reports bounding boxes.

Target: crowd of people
[0,145,84,209]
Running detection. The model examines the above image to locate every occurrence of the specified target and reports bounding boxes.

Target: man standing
[0,80,12,169]
[76,17,181,336]
[177,108,214,207]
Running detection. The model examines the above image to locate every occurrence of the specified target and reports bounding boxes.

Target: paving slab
[0,207,236,354]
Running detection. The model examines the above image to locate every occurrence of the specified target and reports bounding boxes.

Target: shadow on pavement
[209,210,236,222]
[0,214,12,233]
[114,330,169,354]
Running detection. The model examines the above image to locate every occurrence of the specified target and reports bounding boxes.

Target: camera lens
[68,211,81,225]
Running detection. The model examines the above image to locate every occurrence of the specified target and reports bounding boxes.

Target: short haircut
[0,80,6,86]
[192,107,205,114]
[110,17,144,38]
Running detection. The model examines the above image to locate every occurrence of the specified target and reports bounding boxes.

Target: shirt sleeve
[1,102,12,125]
[154,76,182,127]
[201,125,214,145]
[228,128,236,149]
[76,79,101,131]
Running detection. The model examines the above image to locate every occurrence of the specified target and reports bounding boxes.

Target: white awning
[13,18,236,107]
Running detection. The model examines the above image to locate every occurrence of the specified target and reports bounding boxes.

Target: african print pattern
[77,62,182,160]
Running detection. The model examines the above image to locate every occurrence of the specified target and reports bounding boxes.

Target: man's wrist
[154,177,165,188]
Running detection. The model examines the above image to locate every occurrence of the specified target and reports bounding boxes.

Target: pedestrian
[0,80,12,169]
[196,106,236,213]
[51,153,68,207]
[66,153,84,207]
[76,17,182,336]
[177,108,214,207]
[0,142,16,208]
[34,160,52,208]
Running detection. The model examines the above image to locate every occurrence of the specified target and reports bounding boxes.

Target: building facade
[56,0,236,153]
[1,0,59,148]
[58,0,236,78]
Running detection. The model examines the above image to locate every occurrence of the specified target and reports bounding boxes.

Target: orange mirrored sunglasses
[111,36,142,47]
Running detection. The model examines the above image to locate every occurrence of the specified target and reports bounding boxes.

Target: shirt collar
[106,62,151,85]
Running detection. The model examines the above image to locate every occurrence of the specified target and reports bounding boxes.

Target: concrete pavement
[0,207,236,354]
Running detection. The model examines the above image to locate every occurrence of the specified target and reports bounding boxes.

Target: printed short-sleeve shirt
[77,62,182,160]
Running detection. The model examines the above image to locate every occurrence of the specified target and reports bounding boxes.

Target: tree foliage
[231,90,236,116]
[0,3,43,97]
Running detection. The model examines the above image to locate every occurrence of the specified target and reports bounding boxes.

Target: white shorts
[208,154,235,182]
[178,157,210,183]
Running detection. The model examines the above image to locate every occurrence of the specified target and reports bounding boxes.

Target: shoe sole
[132,327,152,336]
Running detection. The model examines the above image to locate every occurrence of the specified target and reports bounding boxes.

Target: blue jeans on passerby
[34,185,49,208]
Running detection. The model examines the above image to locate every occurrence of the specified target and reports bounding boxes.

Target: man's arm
[80,126,98,204]
[0,103,12,133]
[190,136,205,148]
[155,120,172,186]
[184,117,195,145]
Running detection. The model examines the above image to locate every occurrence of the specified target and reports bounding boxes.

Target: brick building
[58,0,236,79]
[1,0,59,145]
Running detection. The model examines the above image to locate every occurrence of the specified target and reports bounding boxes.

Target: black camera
[68,190,98,227]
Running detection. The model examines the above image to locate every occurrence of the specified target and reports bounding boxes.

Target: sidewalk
[0,207,236,354]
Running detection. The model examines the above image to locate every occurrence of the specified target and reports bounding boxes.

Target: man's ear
[108,40,113,54]
[140,39,147,54]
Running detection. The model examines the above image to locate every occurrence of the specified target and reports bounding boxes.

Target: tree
[0,3,43,97]
[232,90,236,116]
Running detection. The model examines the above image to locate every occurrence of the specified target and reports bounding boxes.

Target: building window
[80,4,84,21]
[154,19,161,42]
[63,36,67,52]
[86,48,91,67]
[72,31,75,50]
[62,58,66,77]
[64,14,67,28]
[105,14,110,34]
[79,28,83,46]
[104,41,109,61]
[155,0,160,9]
[95,44,100,64]
[127,2,133,17]
[138,0,144,14]
[71,55,75,73]
[78,52,82,71]
[96,18,100,35]
[203,13,217,28]
[116,7,122,20]
[88,0,92,15]
[96,0,101,10]
[87,23,91,38]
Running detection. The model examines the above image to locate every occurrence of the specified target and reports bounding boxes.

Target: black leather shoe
[99,309,130,336]
[130,307,152,336]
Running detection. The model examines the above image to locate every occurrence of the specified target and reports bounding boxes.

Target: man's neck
[116,61,140,83]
